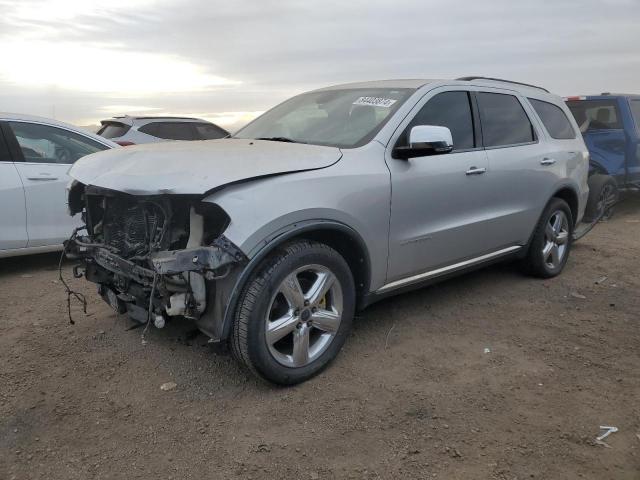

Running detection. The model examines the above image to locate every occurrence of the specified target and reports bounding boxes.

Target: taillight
[564,96,586,101]
[115,140,136,147]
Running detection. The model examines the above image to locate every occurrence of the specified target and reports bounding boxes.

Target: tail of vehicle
[564,94,637,183]
[97,118,135,146]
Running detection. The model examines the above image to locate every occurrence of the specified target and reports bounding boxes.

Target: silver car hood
[69,139,342,195]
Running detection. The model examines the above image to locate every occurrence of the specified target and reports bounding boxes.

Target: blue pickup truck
[565,94,640,221]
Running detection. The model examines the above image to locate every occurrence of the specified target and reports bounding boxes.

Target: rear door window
[566,100,622,132]
[137,122,161,137]
[193,123,228,140]
[97,122,131,139]
[8,122,108,164]
[139,122,196,140]
[476,92,536,147]
[529,99,576,139]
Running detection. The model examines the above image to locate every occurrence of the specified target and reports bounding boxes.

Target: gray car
[66,77,589,384]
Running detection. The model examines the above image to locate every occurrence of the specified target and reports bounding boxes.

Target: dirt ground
[1,195,639,480]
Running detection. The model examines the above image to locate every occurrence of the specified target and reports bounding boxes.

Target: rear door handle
[465,166,486,175]
[540,158,556,166]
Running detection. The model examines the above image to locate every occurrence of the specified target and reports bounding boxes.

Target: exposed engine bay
[65,183,247,337]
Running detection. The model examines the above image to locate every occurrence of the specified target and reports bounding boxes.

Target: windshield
[234,88,414,148]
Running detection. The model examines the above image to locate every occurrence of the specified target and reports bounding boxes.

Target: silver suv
[97,116,229,146]
[66,77,589,384]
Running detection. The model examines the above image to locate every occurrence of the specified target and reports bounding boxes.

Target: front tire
[521,198,573,278]
[231,240,355,385]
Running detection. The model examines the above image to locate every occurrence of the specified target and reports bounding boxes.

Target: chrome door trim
[376,245,522,293]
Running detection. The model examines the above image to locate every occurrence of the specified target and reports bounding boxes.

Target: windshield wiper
[255,137,303,144]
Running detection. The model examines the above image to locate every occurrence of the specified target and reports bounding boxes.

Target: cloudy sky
[0,0,638,132]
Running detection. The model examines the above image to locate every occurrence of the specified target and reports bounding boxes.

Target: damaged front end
[66,182,247,338]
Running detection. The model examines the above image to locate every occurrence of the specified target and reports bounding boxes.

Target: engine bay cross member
[66,78,589,384]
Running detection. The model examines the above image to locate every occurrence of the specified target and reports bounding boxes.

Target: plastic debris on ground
[595,426,618,447]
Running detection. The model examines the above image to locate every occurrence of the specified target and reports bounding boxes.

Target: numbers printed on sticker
[353,96,397,108]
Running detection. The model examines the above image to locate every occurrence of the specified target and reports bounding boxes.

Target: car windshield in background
[566,100,622,132]
[234,88,414,148]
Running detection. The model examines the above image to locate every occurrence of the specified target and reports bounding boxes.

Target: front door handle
[540,158,556,166]
[465,166,486,175]
[27,174,58,181]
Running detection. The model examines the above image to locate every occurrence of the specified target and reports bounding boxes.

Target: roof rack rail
[133,116,199,120]
[456,76,549,93]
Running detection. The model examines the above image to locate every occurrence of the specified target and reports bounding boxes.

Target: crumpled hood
[69,138,342,195]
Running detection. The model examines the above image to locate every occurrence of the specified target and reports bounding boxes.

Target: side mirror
[393,125,454,159]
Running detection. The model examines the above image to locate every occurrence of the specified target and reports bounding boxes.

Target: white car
[97,116,229,146]
[0,113,117,258]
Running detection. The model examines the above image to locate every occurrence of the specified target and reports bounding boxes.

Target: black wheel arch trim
[523,186,578,252]
[220,219,371,340]
[551,184,580,226]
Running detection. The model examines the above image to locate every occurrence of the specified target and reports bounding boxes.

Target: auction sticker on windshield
[353,97,397,108]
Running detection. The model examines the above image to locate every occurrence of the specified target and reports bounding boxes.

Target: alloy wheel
[265,264,343,368]
[542,210,569,269]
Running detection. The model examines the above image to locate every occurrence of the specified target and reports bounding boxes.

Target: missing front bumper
[150,238,245,277]
[66,235,247,328]
[70,236,245,284]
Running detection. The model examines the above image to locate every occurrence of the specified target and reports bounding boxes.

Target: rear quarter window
[529,99,576,139]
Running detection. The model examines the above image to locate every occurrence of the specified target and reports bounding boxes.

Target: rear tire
[521,198,573,278]
[231,240,355,385]
[584,174,618,222]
